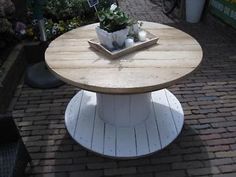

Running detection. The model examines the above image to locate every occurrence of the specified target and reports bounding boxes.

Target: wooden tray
[88,31,159,59]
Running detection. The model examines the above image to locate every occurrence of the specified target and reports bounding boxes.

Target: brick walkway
[11,0,236,177]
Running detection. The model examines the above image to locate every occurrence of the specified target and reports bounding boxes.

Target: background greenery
[27,0,113,40]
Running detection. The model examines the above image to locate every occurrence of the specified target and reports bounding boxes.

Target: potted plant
[96,4,134,50]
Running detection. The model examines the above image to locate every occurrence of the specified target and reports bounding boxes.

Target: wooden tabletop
[45,22,203,94]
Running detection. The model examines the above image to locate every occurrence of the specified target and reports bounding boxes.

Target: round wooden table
[45,22,203,158]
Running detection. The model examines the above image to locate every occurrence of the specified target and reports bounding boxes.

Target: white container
[125,38,134,48]
[95,27,129,50]
[138,30,147,42]
[186,0,206,23]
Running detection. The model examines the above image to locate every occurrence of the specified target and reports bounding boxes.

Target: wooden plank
[91,109,105,154]
[135,123,150,156]
[74,91,96,148]
[152,89,178,148]
[46,57,200,68]
[146,105,162,152]
[51,67,194,94]
[49,39,90,47]
[46,46,93,52]
[165,90,184,133]
[116,127,136,157]
[147,43,201,51]
[46,51,201,61]
[104,123,116,156]
[65,91,83,137]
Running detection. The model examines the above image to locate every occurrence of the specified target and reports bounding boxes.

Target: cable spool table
[45,22,203,158]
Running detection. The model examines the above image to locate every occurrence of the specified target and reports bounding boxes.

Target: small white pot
[95,27,129,50]
[186,0,206,23]
[125,38,134,48]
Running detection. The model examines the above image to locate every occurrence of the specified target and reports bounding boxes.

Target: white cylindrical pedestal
[65,89,184,158]
[96,93,151,127]
[186,0,206,23]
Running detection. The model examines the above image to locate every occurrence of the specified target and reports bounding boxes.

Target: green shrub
[45,0,93,21]
[44,0,113,21]
[26,0,115,40]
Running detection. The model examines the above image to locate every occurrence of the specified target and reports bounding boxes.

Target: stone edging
[0,44,26,113]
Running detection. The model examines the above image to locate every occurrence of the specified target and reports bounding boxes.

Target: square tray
[88,31,159,59]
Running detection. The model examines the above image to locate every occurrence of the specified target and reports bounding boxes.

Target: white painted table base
[65,89,184,158]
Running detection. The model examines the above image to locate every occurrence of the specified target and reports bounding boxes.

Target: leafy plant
[26,0,119,40]
[26,17,80,40]
[45,18,80,39]
[0,0,16,48]
[97,4,134,33]
[45,0,95,21]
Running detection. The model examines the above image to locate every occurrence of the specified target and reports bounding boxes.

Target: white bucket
[186,0,206,23]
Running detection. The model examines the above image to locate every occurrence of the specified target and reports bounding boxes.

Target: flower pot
[186,0,206,23]
[95,27,129,50]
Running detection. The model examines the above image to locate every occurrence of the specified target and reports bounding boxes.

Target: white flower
[110,4,117,12]
[46,29,50,34]
[20,29,26,35]
[52,29,57,35]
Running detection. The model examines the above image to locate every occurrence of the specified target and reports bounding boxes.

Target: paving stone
[221,132,236,138]
[41,145,73,152]
[213,173,236,177]
[205,158,234,166]
[198,118,225,124]
[87,162,117,169]
[122,173,153,177]
[31,152,56,159]
[27,146,41,153]
[199,134,221,140]
[170,147,201,155]
[172,161,204,169]
[199,128,227,135]
[150,155,182,164]
[119,159,150,167]
[31,165,85,173]
[21,125,47,131]
[43,135,67,140]
[230,144,236,150]
[227,127,236,132]
[23,135,42,142]
[219,164,236,173]
[32,129,60,135]
[212,121,236,128]
[187,167,220,176]
[34,173,68,177]
[137,164,170,173]
[183,153,215,161]
[26,140,55,147]
[104,167,136,176]
[206,138,236,146]
[215,151,236,158]
[155,170,186,177]
[40,159,73,166]
[55,151,87,158]
[70,170,103,177]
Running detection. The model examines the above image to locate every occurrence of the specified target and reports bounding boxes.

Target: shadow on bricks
[32,119,214,177]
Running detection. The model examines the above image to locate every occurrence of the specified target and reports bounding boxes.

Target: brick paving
[9,0,236,176]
